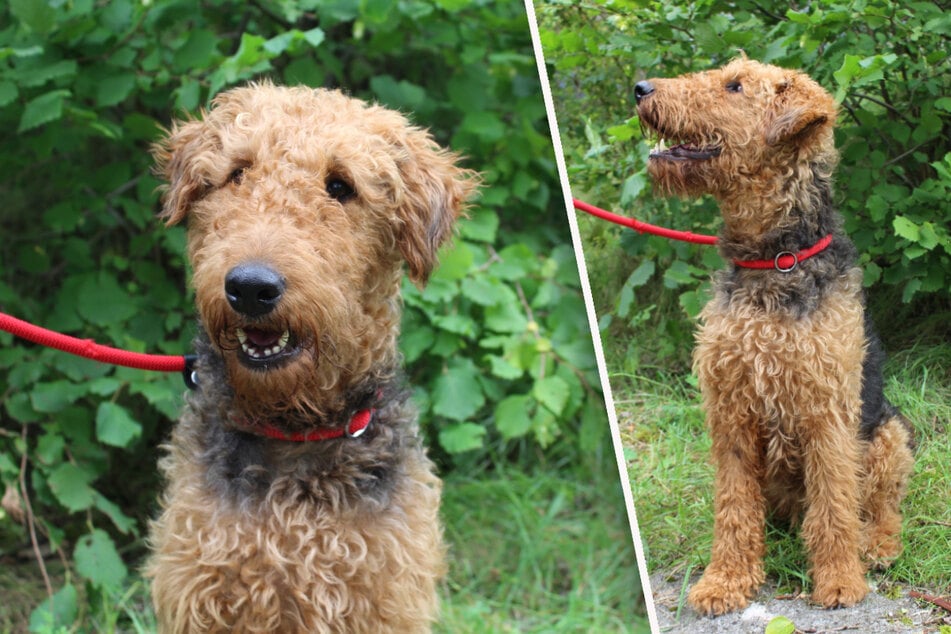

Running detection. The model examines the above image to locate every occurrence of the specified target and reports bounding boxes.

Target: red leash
[572,198,832,271]
[572,198,718,245]
[0,310,195,385]
[1,310,376,441]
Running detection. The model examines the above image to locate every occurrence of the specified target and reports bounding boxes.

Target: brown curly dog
[147,83,476,633]
[635,58,914,615]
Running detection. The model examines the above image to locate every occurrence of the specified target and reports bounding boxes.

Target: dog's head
[635,58,838,204]
[154,83,477,419]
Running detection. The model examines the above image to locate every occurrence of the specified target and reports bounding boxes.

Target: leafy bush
[539,0,951,335]
[0,0,608,627]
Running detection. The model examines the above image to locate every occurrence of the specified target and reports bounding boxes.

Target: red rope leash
[572,198,833,271]
[0,310,186,373]
[572,198,718,245]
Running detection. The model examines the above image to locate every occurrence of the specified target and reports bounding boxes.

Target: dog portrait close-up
[0,2,646,633]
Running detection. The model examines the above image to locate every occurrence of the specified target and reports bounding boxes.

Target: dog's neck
[716,160,839,261]
[189,327,401,433]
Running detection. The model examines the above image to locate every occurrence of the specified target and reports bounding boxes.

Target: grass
[2,464,650,634]
[439,467,649,633]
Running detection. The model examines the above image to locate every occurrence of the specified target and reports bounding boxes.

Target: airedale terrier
[634,58,914,615]
[147,84,475,632]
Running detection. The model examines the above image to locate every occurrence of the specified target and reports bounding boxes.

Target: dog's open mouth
[649,137,721,162]
[234,326,300,368]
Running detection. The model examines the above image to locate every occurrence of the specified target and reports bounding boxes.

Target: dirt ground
[650,571,951,633]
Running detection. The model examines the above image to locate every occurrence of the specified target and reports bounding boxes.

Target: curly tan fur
[147,83,476,633]
[636,59,914,615]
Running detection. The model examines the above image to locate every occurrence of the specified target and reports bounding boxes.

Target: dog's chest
[695,279,866,421]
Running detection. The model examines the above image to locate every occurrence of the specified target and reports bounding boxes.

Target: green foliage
[0,0,611,627]
[539,0,951,343]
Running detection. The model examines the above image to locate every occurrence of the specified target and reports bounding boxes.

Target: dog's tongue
[244,328,281,347]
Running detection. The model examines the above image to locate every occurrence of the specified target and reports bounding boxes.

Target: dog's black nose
[225,263,286,317]
[634,80,655,104]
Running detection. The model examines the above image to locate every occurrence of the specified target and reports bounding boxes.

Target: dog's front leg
[800,412,868,608]
[688,408,767,615]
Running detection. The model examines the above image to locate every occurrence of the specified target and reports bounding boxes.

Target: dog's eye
[326,178,356,203]
[227,166,247,185]
[726,81,743,93]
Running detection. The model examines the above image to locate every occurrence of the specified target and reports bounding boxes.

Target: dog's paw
[863,532,903,569]
[688,568,763,615]
[811,573,868,608]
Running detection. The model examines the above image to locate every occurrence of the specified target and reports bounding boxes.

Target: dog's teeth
[279,331,289,348]
[236,328,247,344]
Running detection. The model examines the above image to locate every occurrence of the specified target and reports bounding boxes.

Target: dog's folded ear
[765,76,837,149]
[394,130,479,286]
[153,119,220,226]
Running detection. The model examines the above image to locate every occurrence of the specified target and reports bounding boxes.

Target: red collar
[246,408,374,442]
[733,234,833,272]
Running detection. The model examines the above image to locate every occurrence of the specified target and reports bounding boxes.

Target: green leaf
[438,422,486,453]
[96,72,137,107]
[433,0,473,11]
[490,243,536,280]
[918,222,939,250]
[10,0,56,34]
[578,398,607,454]
[765,615,796,634]
[459,208,499,243]
[35,432,65,465]
[863,261,882,286]
[433,313,477,337]
[30,381,84,413]
[460,111,506,142]
[663,260,700,288]
[95,402,142,448]
[533,375,570,416]
[606,123,635,142]
[284,57,325,86]
[94,493,137,534]
[77,272,138,326]
[47,463,96,512]
[679,289,706,318]
[627,259,655,289]
[431,242,473,281]
[432,359,485,420]
[172,29,220,72]
[484,299,528,333]
[400,325,434,363]
[74,529,128,589]
[28,583,78,632]
[370,75,426,111]
[620,173,647,206]
[18,89,71,133]
[460,276,513,306]
[893,216,920,242]
[0,81,18,107]
[302,27,326,47]
[485,354,523,380]
[495,394,533,439]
